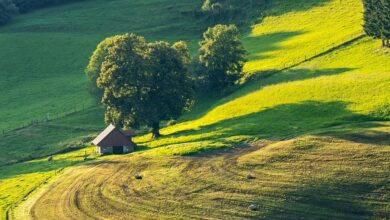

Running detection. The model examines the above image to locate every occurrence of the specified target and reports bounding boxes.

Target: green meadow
[0,0,203,132]
[0,0,389,218]
[138,37,390,155]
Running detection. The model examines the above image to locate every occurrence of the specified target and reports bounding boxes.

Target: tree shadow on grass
[170,67,354,128]
[256,181,376,219]
[265,0,331,16]
[139,101,381,151]
[244,31,304,61]
[319,125,390,146]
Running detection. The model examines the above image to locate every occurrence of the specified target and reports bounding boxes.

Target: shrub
[0,0,18,25]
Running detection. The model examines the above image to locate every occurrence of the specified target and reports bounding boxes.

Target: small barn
[92,124,136,155]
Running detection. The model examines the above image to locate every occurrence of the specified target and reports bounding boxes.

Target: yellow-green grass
[15,125,390,219]
[0,0,204,131]
[0,0,389,218]
[244,0,364,74]
[0,146,97,219]
[0,0,365,132]
[135,36,390,156]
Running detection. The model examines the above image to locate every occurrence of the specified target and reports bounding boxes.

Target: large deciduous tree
[96,34,193,138]
[363,0,390,47]
[198,24,247,89]
[379,0,390,46]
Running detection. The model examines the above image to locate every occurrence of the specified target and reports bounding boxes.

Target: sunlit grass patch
[20,127,390,219]
[243,0,363,74]
[0,146,96,218]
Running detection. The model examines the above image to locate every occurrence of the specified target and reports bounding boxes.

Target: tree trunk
[387,39,390,48]
[152,122,160,139]
[382,39,386,47]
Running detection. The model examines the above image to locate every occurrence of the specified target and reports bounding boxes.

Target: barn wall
[124,145,135,153]
[98,129,133,148]
[98,146,113,154]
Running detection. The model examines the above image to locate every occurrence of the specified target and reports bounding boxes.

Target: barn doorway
[113,146,124,154]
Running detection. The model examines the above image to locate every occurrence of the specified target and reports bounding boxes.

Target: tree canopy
[96,34,194,138]
[363,0,390,47]
[85,36,120,102]
[198,24,247,90]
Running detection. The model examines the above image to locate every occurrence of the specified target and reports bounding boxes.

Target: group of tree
[0,0,80,25]
[86,24,247,137]
[363,0,390,47]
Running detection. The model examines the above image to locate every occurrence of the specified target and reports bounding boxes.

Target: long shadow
[265,0,331,16]
[244,31,304,61]
[139,101,381,151]
[257,181,375,219]
[170,67,354,128]
[319,124,390,146]
[239,0,331,34]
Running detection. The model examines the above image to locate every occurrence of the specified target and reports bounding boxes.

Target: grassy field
[0,0,203,131]
[0,0,389,218]
[0,146,97,219]
[136,36,390,156]
[243,0,364,74]
[0,107,104,166]
[0,0,365,132]
[12,125,390,219]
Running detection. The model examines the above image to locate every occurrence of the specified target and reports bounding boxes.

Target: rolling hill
[0,0,389,219]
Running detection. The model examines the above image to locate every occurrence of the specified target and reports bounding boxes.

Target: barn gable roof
[92,124,134,147]
[92,124,116,146]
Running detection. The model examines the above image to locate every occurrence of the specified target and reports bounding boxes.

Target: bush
[200,0,269,24]
[0,0,18,25]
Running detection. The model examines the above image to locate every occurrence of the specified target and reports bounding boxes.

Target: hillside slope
[0,0,364,132]
[137,36,390,155]
[244,0,363,73]
[0,0,373,166]
[0,0,203,131]
[14,129,390,219]
[0,0,389,218]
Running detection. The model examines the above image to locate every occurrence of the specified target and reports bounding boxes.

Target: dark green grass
[0,0,204,131]
[0,107,104,166]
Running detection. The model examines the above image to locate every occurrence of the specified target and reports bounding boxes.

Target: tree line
[363,0,390,47]
[0,0,80,25]
[86,24,247,138]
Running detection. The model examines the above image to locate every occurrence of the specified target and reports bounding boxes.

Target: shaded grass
[0,107,104,166]
[0,0,204,131]
[0,0,364,131]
